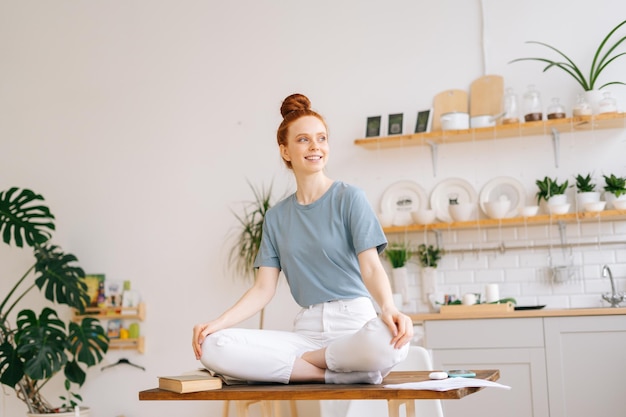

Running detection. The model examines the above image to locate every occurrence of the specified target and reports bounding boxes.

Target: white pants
[200,297,408,384]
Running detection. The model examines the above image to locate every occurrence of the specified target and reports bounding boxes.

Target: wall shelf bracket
[551,127,560,168]
[426,140,438,177]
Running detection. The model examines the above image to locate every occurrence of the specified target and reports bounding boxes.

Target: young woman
[192,93,413,385]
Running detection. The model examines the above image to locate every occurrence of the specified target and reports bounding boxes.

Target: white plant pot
[28,407,90,417]
[421,267,438,303]
[604,191,626,209]
[575,191,600,211]
[583,89,604,114]
[391,267,409,305]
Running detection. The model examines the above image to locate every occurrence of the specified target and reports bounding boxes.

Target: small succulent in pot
[573,173,597,193]
[603,174,626,197]
[416,244,444,269]
[384,241,412,269]
[535,176,569,205]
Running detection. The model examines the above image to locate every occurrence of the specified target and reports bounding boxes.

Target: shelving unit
[354,113,626,149]
[382,209,626,234]
[73,302,146,353]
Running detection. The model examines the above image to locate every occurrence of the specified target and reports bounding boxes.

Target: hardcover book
[158,374,222,393]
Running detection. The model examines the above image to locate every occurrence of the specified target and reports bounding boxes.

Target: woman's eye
[297,136,309,143]
[318,136,327,142]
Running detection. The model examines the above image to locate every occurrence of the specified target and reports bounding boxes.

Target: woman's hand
[192,319,222,360]
[380,308,414,349]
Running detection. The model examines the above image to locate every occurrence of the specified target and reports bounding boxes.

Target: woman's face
[280,115,329,174]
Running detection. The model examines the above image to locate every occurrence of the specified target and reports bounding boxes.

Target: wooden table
[138,370,500,401]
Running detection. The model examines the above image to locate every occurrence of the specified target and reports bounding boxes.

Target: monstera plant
[0,187,109,415]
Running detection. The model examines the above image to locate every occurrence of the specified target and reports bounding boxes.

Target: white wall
[1,1,625,417]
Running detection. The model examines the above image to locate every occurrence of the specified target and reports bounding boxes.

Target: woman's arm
[358,248,414,349]
[192,266,280,359]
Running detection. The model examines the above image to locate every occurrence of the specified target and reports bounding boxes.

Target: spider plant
[509,19,626,91]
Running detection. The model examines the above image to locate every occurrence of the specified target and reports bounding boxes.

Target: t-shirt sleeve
[348,187,387,255]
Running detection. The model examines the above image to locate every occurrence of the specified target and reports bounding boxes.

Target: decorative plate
[380,180,428,226]
[430,178,478,223]
[479,176,527,218]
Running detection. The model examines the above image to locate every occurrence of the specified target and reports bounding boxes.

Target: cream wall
[1,1,625,417]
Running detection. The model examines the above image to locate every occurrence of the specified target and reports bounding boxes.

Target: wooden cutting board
[431,89,468,131]
[470,74,504,117]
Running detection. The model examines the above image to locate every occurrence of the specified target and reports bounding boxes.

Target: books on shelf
[158,374,222,393]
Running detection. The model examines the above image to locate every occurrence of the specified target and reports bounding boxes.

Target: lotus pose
[192,93,412,387]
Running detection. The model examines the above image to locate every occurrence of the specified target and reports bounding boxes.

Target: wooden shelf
[382,209,626,233]
[109,336,145,353]
[73,302,146,321]
[355,113,626,149]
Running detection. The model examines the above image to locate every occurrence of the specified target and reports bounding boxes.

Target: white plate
[380,180,428,226]
[430,178,478,223]
[479,176,527,218]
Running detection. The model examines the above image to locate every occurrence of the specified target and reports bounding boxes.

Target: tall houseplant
[227,181,274,329]
[509,19,626,91]
[0,188,109,415]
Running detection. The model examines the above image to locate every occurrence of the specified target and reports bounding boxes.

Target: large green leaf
[65,319,108,386]
[0,188,55,248]
[34,245,89,312]
[15,308,68,381]
[0,340,25,387]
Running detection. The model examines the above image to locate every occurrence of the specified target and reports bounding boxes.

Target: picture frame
[388,113,403,135]
[81,274,105,307]
[365,116,382,137]
[415,109,433,133]
[107,319,122,339]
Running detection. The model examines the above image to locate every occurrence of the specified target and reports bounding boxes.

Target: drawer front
[424,317,544,349]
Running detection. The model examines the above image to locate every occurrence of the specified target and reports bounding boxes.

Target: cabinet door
[544,315,626,417]
[432,347,548,417]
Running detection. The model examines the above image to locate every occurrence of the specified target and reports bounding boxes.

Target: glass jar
[547,97,566,119]
[572,93,592,116]
[502,88,520,124]
[598,91,618,114]
[522,85,543,122]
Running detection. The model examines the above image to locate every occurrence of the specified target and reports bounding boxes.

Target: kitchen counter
[409,306,626,323]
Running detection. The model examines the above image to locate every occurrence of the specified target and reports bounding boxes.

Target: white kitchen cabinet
[422,314,626,417]
[424,318,549,417]
[544,315,626,417]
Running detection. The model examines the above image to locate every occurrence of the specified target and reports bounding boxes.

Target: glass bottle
[572,93,592,116]
[547,97,566,119]
[522,85,543,122]
[502,88,520,124]
[598,91,618,114]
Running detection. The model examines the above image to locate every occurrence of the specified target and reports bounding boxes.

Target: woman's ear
[280,144,291,162]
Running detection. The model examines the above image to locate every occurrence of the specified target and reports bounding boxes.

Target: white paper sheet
[384,377,511,391]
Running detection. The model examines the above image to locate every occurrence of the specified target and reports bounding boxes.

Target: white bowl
[411,209,436,225]
[485,200,511,219]
[583,201,606,212]
[470,115,496,128]
[518,205,539,217]
[449,203,474,222]
[548,203,570,215]
[613,199,626,210]
[440,112,469,130]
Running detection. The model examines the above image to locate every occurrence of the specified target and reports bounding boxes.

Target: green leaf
[67,319,108,370]
[15,308,68,381]
[0,188,55,248]
[0,340,25,387]
[33,245,89,311]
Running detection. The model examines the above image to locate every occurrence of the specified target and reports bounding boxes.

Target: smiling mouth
[305,156,323,160]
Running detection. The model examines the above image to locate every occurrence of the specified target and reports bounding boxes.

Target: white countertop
[409,306,626,323]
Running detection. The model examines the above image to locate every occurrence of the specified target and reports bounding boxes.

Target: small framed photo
[107,319,122,339]
[415,109,432,133]
[365,116,382,137]
[388,113,403,135]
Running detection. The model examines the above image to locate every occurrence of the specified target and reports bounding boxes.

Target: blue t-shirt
[254,181,387,307]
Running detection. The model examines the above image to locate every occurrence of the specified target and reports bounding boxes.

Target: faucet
[601,265,624,308]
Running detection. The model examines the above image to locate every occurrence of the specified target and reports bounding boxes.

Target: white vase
[583,89,604,114]
[575,191,601,211]
[28,407,90,417]
[391,267,409,305]
[604,191,626,209]
[421,267,438,303]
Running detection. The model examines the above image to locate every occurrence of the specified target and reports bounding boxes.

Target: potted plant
[573,173,601,209]
[384,242,413,305]
[416,244,444,304]
[227,180,275,329]
[0,188,109,416]
[603,174,626,209]
[535,176,569,208]
[509,19,626,92]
